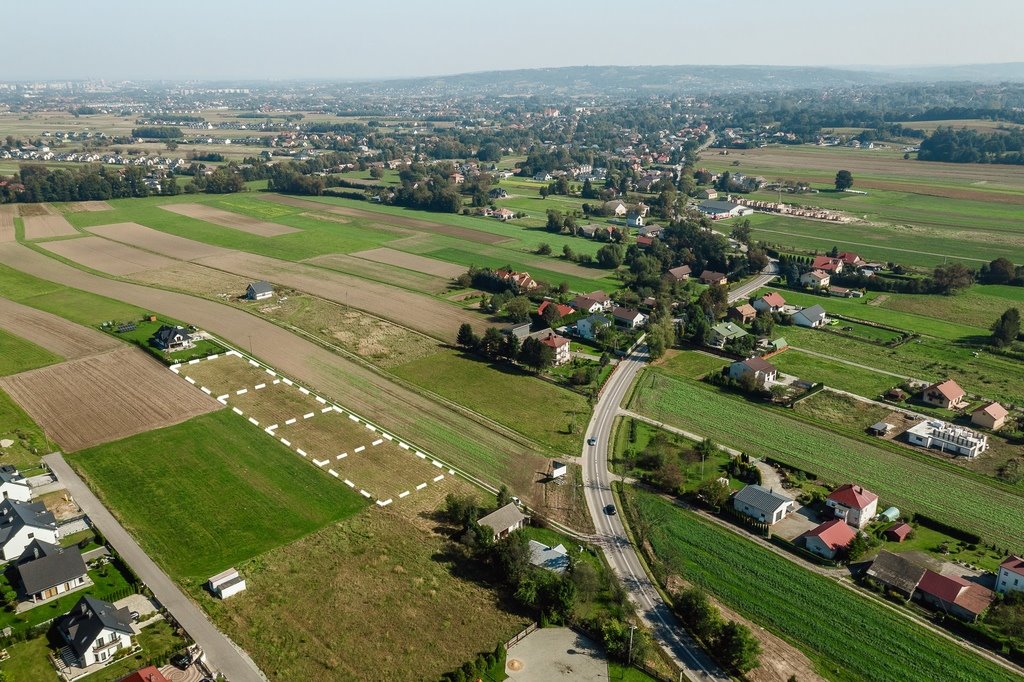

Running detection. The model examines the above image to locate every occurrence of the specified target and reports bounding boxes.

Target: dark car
[587,437,597,446]
[605,504,617,515]
[171,652,194,670]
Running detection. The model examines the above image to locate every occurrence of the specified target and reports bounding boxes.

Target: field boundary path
[43,453,268,682]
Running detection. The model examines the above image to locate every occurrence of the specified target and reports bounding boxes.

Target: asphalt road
[727,263,779,304]
[581,349,728,682]
[44,453,267,682]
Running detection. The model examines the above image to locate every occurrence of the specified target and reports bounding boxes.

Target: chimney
[33,546,40,560]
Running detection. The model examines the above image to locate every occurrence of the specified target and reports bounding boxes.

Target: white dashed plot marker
[265,369,275,376]
[416,452,426,460]
[296,449,307,457]
[432,460,442,468]
[170,364,181,374]
[188,359,201,365]
[416,483,427,491]
[344,479,355,487]
[348,414,359,422]
[359,490,371,498]
[272,379,280,385]
[399,442,409,450]
[303,412,314,420]
[399,491,410,498]
[313,458,328,467]
[336,453,347,460]
[208,354,219,360]
[383,434,393,441]
[200,386,212,395]
[236,388,247,395]
[376,499,392,507]
[184,376,196,385]
[254,383,266,390]
[248,359,259,367]
[433,474,444,482]
[231,407,243,416]
[284,418,297,426]
[248,417,259,426]
[329,469,339,478]
[282,378,293,386]
[365,424,376,432]
[298,387,310,395]
[353,446,365,454]
[280,438,291,447]
[371,439,383,446]
[315,396,326,404]
[321,407,333,414]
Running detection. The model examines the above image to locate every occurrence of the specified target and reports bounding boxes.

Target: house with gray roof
[865,550,926,598]
[246,280,274,301]
[150,324,195,352]
[478,502,526,540]
[733,484,794,525]
[16,540,88,604]
[0,465,31,503]
[0,499,59,561]
[792,304,827,328]
[55,595,134,668]
[528,540,570,574]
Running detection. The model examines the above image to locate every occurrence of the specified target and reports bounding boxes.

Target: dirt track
[0,242,564,519]
[88,222,233,260]
[40,236,178,275]
[0,297,121,359]
[159,203,300,237]
[0,346,219,452]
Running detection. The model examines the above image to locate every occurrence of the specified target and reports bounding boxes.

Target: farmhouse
[612,307,647,329]
[150,325,195,352]
[0,465,31,503]
[865,550,926,598]
[728,357,777,385]
[0,499,59,562]
[699,270,728,286]
[55,595,135,668]
[800,269,831,289]
[698,188,718,200]
[905,420,988,458]
[626,212,645,228]
[803,519,856,560]
[811,255,844,273]
[752,292,786,314]
[839,252,864,267]
[496,269,539,293]
[571,295,604,315]
[494,208,516,221]
[732,485,794,525]
[667,265,692,281]
[479,502,526,540]
[728,303,757,324]
[826,484,878,529]
[577,314,611,341]
[971,402,1008,430]
[602,200,628,217]
[920,379,966,410]
[915,570,994,622]
[537,300,574,320]
[246,280,274,301]
[538,332,571,366]
[792,305,827,328]
[697,200,753,219]
[16,540,88,604]
[528,540,570,575]
[996,556,1024,595]
[709,322,749,349]
[208,567,247,599]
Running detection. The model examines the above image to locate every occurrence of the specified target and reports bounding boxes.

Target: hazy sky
[10,0,1024,81]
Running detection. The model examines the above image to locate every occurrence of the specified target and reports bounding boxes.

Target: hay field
[0,347,219,451]
[160,203,301,237]
[88,222,234,260]
[348,247,466,278]
[21,204,76,239]
[39,236,178,275]
[0,296,120,359]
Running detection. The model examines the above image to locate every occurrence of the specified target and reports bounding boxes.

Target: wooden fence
[504,622,538,650]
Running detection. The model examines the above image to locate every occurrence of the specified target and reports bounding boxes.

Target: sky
[9,0,1024,81]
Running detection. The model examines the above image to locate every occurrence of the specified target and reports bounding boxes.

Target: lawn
[71,409,368,581]
[0,387,51,471]
[197,509,529,681]
[0,327,62,376]
[101,318,226,365]
[878,284,1024,330]
[654,349,729,380]
[629,369,1024,550]
[393,349,589,455]
[627,491,1019,682]
[611,417,735,493]
[770,349,897,397]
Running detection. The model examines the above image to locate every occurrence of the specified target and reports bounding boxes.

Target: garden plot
[172,351,460,507]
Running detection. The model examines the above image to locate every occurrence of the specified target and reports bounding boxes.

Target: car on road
[587,437,597,446]
[604,504,617,515]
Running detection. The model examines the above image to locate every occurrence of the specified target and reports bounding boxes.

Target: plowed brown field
[88,222,233,260]
[0,206,14,243]
[40,236,178,275]
[0,297,120,358]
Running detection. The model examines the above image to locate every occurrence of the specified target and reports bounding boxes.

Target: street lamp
[627,624,638,666]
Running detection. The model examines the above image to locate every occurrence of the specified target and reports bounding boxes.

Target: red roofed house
[971,401,1008,430]
[538,332,571,366]
[884,522,913,543]
[752,291,786,314]
[803,519,857,560]
[496,269,539,293]
[494,208,516,221]
[636,235,655,248]
[915,569,994,622]
[728,357,778,386]
[826,484,879,529]
[996,556,1024,595]
[811,255,844,273]
[537,300,574,320]
[920,379,967,410]
[839,252,864,266]
[118,666,171,682]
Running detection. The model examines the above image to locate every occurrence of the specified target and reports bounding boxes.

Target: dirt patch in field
[0,347,219,452]
[88,222,233,261]
[0,205,14,242]
[16,204,51,218]
[256,193,509,244]
[298,211,350,224]
[22,213,77,240]
[159,203,300,237]
[62,201,113,213]
[303,252,453,294]
[39,236,178,275]
[0,297,121,359]
[349,247,466,278]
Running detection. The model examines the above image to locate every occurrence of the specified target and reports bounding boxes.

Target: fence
[505,622,538,650]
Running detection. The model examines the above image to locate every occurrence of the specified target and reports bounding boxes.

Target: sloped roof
[827,484,878,511]
[805,519,856,551]
[797,304,826,319]
[571,295,601,310]
[247,280,273,295]
[18,544,87,595]
[712,322,748,339]
[804,269,830,280]
[117,667,170,682]
[917,570,994,616]
[761,292,786,307]
[1000,555,1024,577]
[734,485,792,515]
[668,265,692,279]
[0,499,56,547]
[528,540,569,574]
[478,503,525,535]
[885,522,913,540]
[612,307,643,322]
[926,379,965,402]
[732,303,757,317]
[700,270,727,281]
[974,401,1008,420]
[739,357,776,375]
[57,595,134,657]
[539,333,569,349]
[866,550,925,594]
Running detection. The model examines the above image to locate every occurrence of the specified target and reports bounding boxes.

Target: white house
[151,325,195,352]
[825,484,879,529]
[752,292,786,314]
[0,466,32,502]
[538,332,571,366]
[800,269,831,289]
[246,280,274,301]
[577,314,611,341]
[626,212,645,228]
[55,596,134,668]
[0,499,59,562]
[792,305,827,328]
[16,540,88,604]
[733,485,794,525]
[612,307,647,329]
[208,567,247,599]
[728,357,778,385]
[996,556,1024,595]
[905,420,988,458]
[478,502,526,540]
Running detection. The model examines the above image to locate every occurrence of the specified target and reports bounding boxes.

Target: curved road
[581,348,728,682]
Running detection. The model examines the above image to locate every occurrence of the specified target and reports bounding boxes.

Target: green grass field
[0,328,62,376]
[770,350,897,397]
[878,284,1024,330]
[629,368,1024,549]
[0,387,51,471]
[0,263,144,326]
[71,410,368,581]
[655,349,729,379]
[628,491,1019,682]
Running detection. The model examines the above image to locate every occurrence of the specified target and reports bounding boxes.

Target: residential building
[538,332,571,366]
[826,484,879,529]
[636,236,655,248]
[697,188,718,200]
[732,485,794,525]
[494,208,516,221]
[571,295,604,315]
[811,255,844,273]
[528,540,570,575]
[583,291,613,310]
[752,292,786,314]
[728,357,777,385]
[496,269,539,293]
[829,285,862,298]
[996,556,1024,595]
[638,225,664,238]
[208,568,246,599]
[577,314,611,341]
[118,666,170,682]
[971,402,1008,430]
[150,325,194,352]
[697,200,753,219]
[612,307,646,329]
[920,379,967,410]
[0,465,31,502]
[667,265,691,281]
[838,252,864,267]
[626,212,644,228]
[488,187,508,199]
[699,270,728,286]
[17,540,88,604]
[792,305,827,328]
[915,570,994,622]
[602,200,628,217]
[728,303,757,324]
[865,551,926,598]
[478,502,526,539]
[245,280,273,301]
[709,322,749,348]
[0,499,59,562]
[905,420,988,458]
[533,172,552,182]
[803,519,857,560]
[55,596,134,668]
[537,300,574,320]
[800,269,831,289]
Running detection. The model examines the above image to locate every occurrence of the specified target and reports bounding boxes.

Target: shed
[868,422,891,436]
[885,522,913,543]
[551,462,567,479]
[208,568,246,599]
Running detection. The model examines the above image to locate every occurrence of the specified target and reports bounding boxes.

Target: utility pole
[627,624,637,666]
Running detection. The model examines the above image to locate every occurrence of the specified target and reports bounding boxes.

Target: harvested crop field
[15,204,49,218]
[305,252,453,293]
[63,201,113,213]
[0,296,121,359]
[39,236,178,275]
[0,206,14,242]
[88,222,233,260]
[348,247,465,278]
[129,262,253,298]
[159,203,300,237]
[0,347,220,451]
[256,193,509,244]
[22,210,77,240]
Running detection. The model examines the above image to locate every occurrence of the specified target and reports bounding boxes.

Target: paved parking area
[772,504,821,541]
[506,627,608,681]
